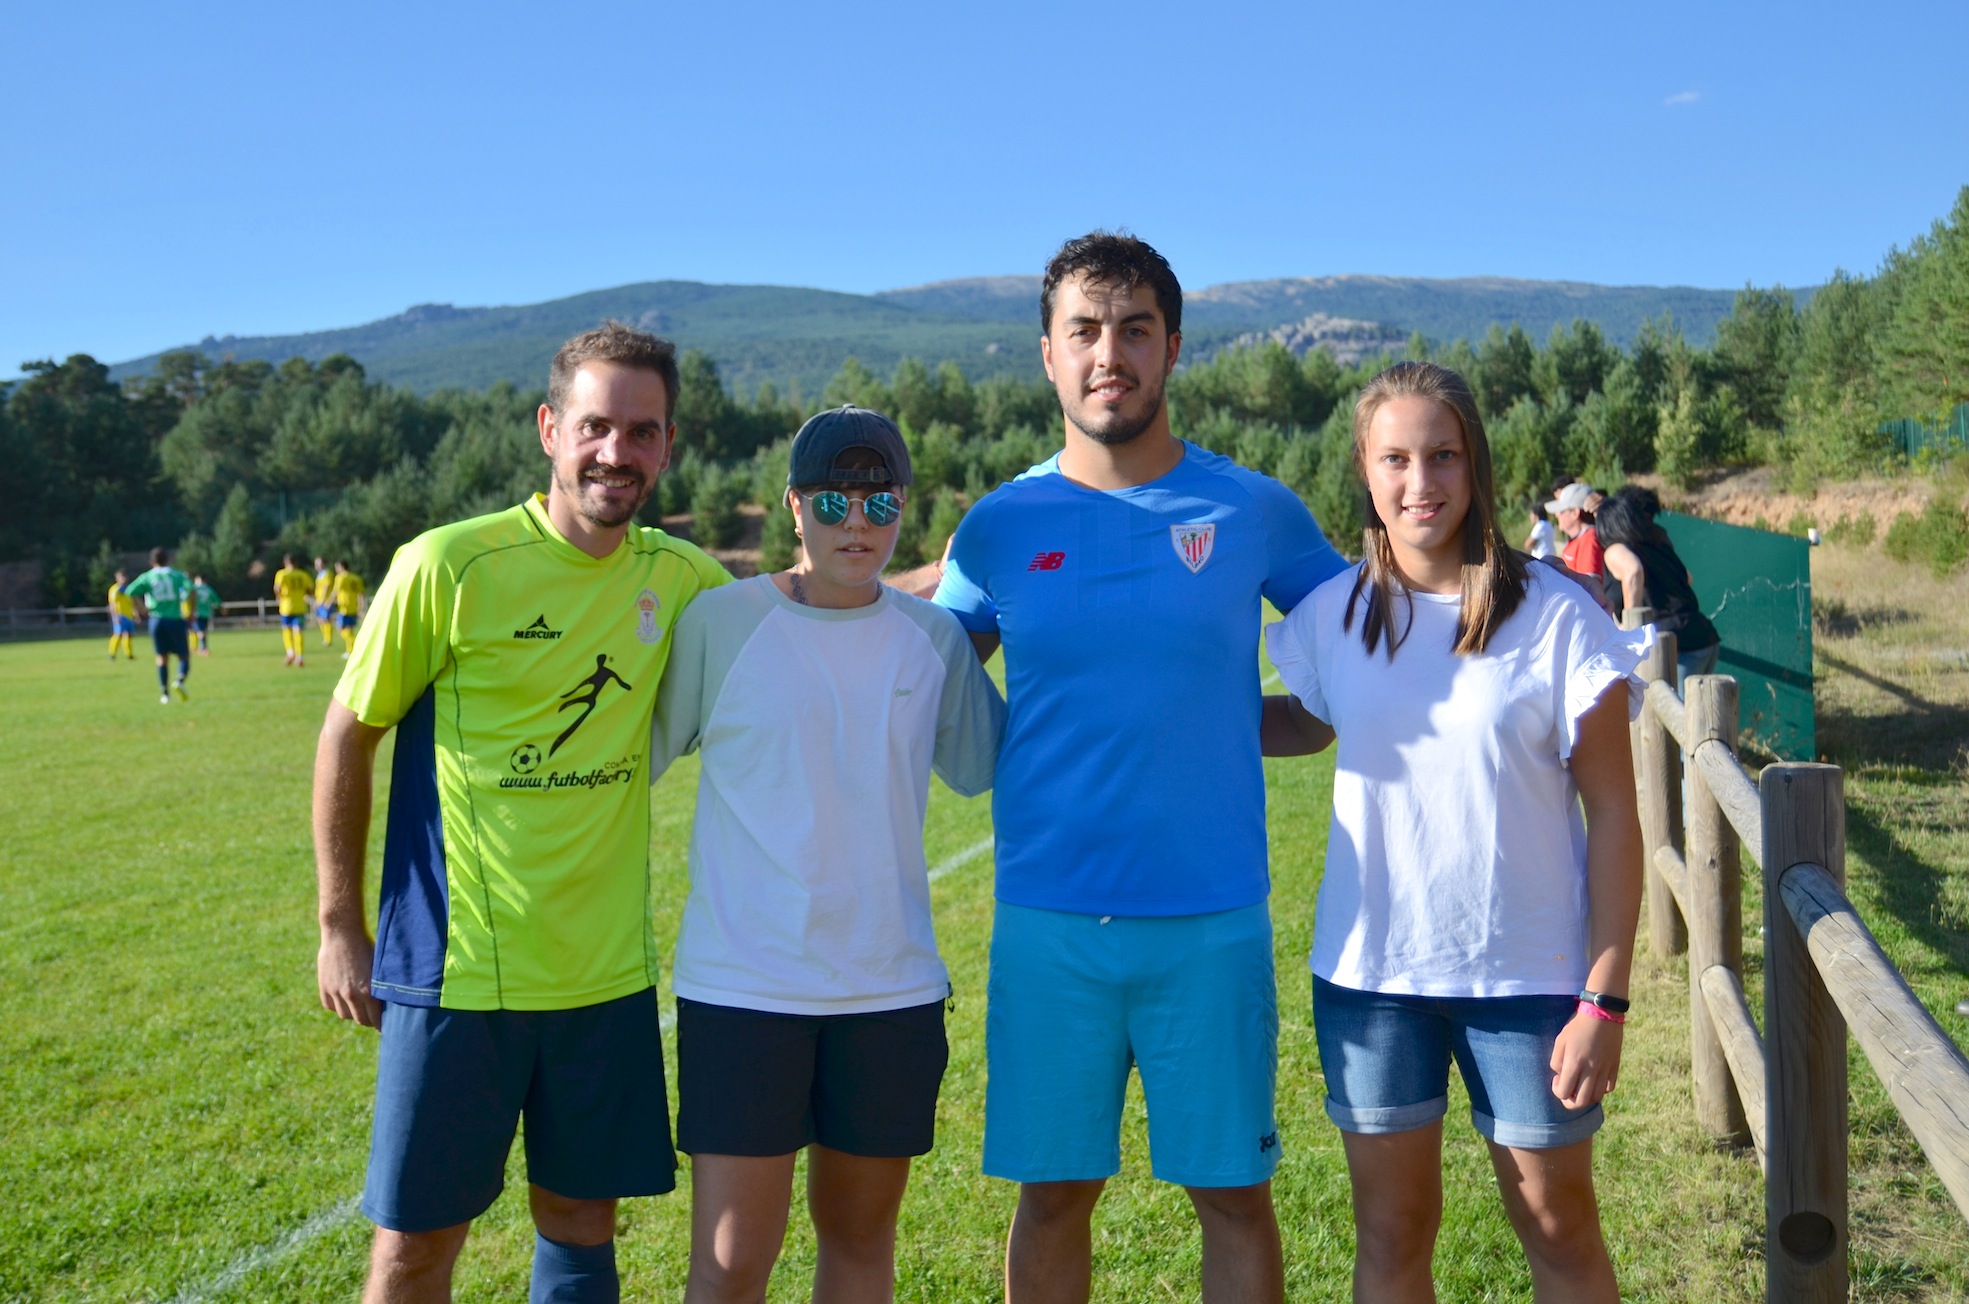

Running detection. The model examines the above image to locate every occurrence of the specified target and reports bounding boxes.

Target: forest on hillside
[3,187,1965,606]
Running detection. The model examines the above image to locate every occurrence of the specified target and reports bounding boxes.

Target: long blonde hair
[1343,361,1527,658]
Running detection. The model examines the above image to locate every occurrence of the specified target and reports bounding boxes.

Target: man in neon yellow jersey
[312,322,729,1304]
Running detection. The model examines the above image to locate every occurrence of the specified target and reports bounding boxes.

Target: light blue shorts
[984,901,1280,1188]
[1312,976,1602,1150]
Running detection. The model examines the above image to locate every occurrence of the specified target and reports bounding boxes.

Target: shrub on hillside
[1824,512,1877,548]
[1883,495,1969,577]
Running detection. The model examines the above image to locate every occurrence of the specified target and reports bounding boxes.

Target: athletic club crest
[1170,522,1216,574]
[634,588,662,644]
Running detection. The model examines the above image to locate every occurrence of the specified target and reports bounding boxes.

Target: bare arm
[1549,683,1644,1108]
[967,630,1000,664]
[1602,542,1645,612]
[314,700,390,1028]
[885,560,944,599]
[1260,693,1334,757]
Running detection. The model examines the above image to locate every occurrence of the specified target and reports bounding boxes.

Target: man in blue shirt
[934,233,1344,1303]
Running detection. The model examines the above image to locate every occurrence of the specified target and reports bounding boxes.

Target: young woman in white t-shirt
[1266,362,1645,1302]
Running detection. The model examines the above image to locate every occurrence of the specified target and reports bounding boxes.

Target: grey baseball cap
[787,405,913,488]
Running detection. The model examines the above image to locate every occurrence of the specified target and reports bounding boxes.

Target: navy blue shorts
[338,612,359,629]
[149,617,189,659]
[193,616,210,632]
[362,989,677,1233]
[112,615,136,635]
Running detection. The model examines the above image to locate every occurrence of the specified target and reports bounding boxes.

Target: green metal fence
[1658,511,1816,760]
[1879,402,1969,460]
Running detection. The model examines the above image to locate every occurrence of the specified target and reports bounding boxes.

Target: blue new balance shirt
[936,443,1348,916]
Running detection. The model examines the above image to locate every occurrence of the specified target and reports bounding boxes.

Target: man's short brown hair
[548,321,681,420]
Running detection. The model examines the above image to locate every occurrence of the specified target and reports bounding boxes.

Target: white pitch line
[166,1195,361,1304]
[186,840,1001,1293]
[1260,669,1282,691]
[928,836,994,882]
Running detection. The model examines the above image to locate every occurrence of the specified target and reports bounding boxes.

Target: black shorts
[676,996,948,1158]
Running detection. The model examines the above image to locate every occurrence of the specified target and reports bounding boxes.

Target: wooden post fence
[1624,608,1686,958]
[1685,674,1750,1147]
[1625,664,1969,1301]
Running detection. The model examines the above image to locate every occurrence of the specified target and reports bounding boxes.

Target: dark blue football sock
[156,663,169,691]
[530,1233,618,1304]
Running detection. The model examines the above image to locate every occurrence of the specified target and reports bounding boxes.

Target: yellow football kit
[332,570,365,652]
[314,568,336,644]
[107,584,137,659]
[274,566,313,661]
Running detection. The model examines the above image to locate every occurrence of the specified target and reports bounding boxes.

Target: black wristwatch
[1578,989,1631,1014]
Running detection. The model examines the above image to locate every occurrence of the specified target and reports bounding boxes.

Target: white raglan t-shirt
[1265,564,1648,998]
[652,575,1005,1016]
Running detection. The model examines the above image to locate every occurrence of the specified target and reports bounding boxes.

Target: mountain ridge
[106,273,1754,395]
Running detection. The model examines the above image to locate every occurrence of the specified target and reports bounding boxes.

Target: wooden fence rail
[2,599,289,638]
[1623,610,1969,1302]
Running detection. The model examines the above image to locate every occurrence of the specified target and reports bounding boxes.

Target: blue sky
[4,0,1966,373]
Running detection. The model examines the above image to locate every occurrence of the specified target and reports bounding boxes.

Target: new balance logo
[1027,551,1066,572]
[1259,1131,1279,1155]
[514,614,564,641]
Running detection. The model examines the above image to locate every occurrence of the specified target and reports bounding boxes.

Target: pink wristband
[1578,999,1626,1024]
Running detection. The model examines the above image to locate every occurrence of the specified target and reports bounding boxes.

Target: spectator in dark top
[1547,481,1604,579]
[1597,485,1720,685]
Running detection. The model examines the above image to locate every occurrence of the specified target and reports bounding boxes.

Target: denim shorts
[1311,976,1601,1150]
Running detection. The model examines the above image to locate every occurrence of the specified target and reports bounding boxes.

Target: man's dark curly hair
[1040,231,1183,337]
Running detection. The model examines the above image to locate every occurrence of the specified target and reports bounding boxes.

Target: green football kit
[334,494,730,1011]
[126,566,192,619]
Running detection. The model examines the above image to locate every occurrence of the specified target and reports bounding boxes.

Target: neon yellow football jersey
[333,494,730,1011]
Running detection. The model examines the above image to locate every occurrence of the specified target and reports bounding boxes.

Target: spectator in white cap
[1547,481,1604,579]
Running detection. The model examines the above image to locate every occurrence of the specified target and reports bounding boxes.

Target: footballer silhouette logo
[510,743,543,774]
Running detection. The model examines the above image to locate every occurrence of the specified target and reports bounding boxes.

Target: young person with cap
[653,404,1004,1304]
[313,322,729,1304]
[933,233,1349,1304]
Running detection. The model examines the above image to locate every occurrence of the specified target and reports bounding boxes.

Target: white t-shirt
[652,575,1005,1015]
[1526,517,1557,559]
[1265,564,1646,997]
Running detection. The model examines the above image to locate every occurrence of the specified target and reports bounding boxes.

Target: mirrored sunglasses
[806,490,902,527]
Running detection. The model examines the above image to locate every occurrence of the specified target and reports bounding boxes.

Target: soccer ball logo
[510,743,543,774]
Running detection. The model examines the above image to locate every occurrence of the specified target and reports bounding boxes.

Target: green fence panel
[1658,511,1816,760]
[1879,402,1969,459]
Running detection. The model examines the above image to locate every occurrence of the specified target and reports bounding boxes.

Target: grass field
[1,574,1964,1301]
